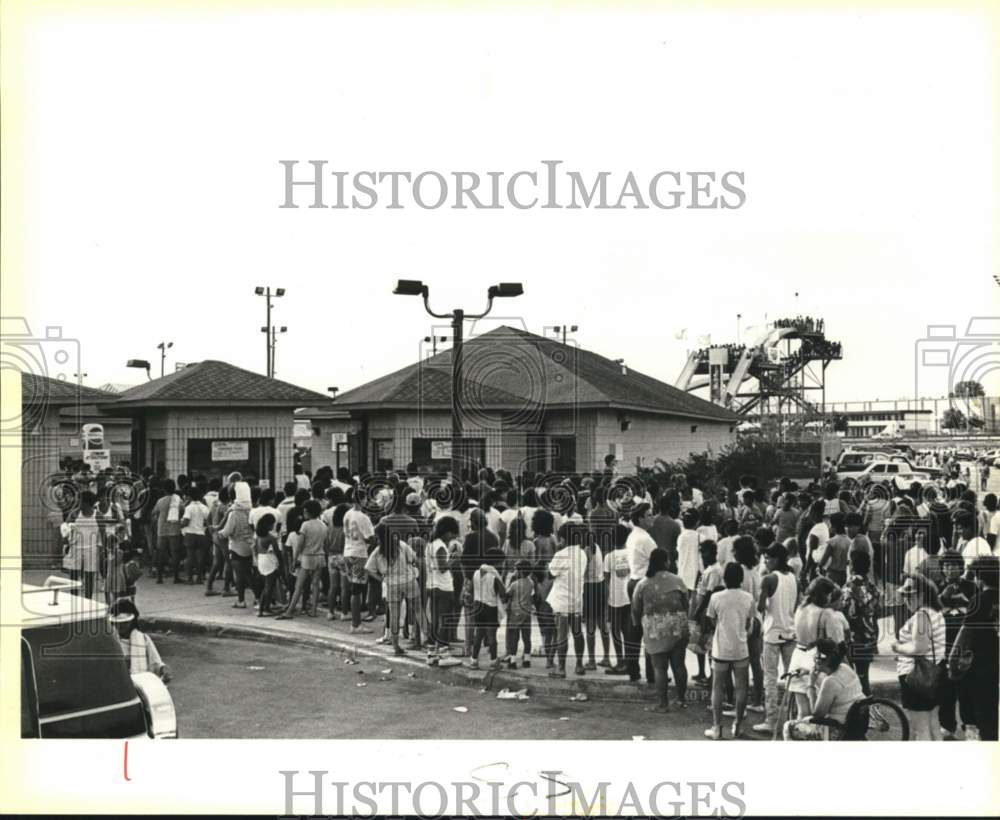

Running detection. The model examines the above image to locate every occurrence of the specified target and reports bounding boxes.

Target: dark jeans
[537,601,556,661]
[555,613,585,670]
[156,535,182,581]
[428,588,453,648]
[609,604,629,666]
[259,572,278,614]
[183,533,209,582]
[625,579,655,683]
[229,552,252,603]
[938,673,976,733]
[472,604,499,661]
[651,640,689,707]
[505,621,532,658]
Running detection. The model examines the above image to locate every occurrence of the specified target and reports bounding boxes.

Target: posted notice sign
[211,440,249,461]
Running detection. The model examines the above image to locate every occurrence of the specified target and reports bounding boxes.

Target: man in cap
[109,599,171,682]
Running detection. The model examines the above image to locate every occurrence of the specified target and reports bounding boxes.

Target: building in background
[298,326,740,476]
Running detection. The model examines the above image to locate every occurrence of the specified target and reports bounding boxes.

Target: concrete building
[826,396,1000,437]
[97,360,331,486]
[19,375,122,565]
[299,326,740,476]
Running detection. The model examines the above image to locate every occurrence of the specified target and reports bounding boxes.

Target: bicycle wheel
[864,698,909,740]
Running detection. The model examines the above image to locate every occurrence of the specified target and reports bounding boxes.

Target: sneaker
[605,665,630,676]
[375,635,389,645]
[204,590,221,597]
[704,726,722,740]
[964,725,981,742]
[350,625,373,634]
[722,709,737,718]
[752,722,775,734]
[361,614,376,622]
[584,660,597,671]
[232,601,248,609]
[575,664,586,676]
[747,703,765,714]
[597,658,612,668]
[327,612,340,621]
[465,660,480,670]
[427,656,439,667]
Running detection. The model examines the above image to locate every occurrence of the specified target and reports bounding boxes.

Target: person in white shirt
[806,500,830,567]
[676,508,702,591]
[602,523,633,674]
[342,497,378,633]
[624,504,658,684]
[180,486,211,585]
[956,512,993,565]
[547,522,590,678]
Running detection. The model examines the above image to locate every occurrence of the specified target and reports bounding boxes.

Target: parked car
[20,577,177,739]
[855,461,931,487]
[887,456,943,480]
[835,451,885,476]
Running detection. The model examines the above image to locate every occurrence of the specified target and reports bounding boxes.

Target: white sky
[16,6,999,404]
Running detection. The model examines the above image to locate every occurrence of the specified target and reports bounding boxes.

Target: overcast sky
[14,6,998,405]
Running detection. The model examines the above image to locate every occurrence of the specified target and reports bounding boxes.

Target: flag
[697,334,711,345]
[674,329,687,340]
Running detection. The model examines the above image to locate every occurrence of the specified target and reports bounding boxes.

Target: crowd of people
[55,457,999,742]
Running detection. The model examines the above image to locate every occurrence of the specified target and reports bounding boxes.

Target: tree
[941,407,966,430]
[951,380,985,398]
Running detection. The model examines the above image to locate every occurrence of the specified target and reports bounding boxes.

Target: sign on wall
[331,432,347,448]
[81,423,110,470]
[430,440,452,459]
[211,440,249,461]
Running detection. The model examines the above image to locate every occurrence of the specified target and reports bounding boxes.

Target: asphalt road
[156,634,756,741]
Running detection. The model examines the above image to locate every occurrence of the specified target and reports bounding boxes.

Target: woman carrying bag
[891,573,947,740]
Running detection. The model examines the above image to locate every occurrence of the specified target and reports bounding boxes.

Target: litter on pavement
[496,688,530,702]
[453,706,469,713]
[247,666,265,671]
[380,669,392,675]
[356,682,367,687]
[569,693,588,702]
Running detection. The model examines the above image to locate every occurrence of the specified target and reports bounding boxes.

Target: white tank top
[763,570,797,643]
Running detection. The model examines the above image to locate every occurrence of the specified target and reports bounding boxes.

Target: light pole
[156,341,173,377]
[73,372,88,386]
[736,314,742,345]
[423,335,450,356]
[394,279,523,480]
[255,286,285,377]
[126,359,152,381]
[270,326,288,377]
[546,324,578,345]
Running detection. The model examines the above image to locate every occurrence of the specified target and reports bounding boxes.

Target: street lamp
[394,279,524,480]
[546,324,578,345]
[423,335,450,356]
[256,286,286,377]
[126,359,152,381]
[156,342,173,377]
[73,372,88,386]
[327,386,339,399]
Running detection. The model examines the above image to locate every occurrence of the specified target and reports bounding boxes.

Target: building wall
[58,407,132,464]
[21,409,65,566]
[591,411,735,471]
[143,408,295,487]
[305,407,734,475]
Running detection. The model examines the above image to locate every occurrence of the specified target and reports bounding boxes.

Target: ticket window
[186,438,275,485]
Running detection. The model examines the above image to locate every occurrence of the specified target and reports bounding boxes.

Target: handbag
[947,624,974,682]
[903,609,943,700]
[123,559,143,586]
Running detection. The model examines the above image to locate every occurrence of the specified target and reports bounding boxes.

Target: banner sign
[430,440,452,459]
[211,440,249,461]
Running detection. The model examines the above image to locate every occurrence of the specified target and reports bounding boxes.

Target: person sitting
[109,598,171,683]
[783,638,864,740]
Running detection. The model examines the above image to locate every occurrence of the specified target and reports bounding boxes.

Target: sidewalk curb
[143,616,900,704]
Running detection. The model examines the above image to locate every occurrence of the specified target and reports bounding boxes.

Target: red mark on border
[123,741,131,781]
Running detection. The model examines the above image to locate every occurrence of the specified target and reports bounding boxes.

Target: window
[186,438,275,485]
[373,439,394,472]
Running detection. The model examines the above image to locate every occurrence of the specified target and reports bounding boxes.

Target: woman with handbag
[788,577,846,720]
[891,573,947,740]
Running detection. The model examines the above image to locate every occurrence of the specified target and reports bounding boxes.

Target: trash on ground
[247,666,265,671]
[496,688,530,701]
[356,682,367,687]
[380,668,392,675]
[453,706,469,713]
[344,658,358,665]
[558,716,570,721]
[632,735,646,741]
[569,693,588,702]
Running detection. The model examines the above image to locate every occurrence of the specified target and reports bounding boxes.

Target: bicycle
[772,669,909,740]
